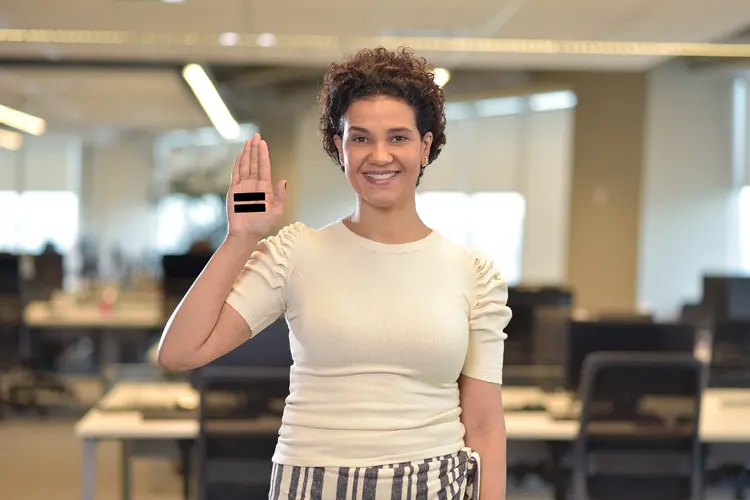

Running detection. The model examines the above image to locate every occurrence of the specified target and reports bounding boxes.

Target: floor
[0,416,745,500]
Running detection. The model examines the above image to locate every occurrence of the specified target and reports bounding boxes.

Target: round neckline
[335,219,441,254]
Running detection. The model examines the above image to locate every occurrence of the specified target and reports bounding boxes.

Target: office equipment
[197,366,289,500]
[701,275,750,322]
[22,252,64,301]
[565,320,696,393]
[505,286,573,365]
[572,352,704,500]
[708,320,750,388]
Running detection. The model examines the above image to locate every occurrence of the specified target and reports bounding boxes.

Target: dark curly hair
[317,46,447,186]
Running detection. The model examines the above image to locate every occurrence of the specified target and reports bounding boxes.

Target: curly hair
[317,46,447,186]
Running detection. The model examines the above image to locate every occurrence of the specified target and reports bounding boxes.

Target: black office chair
[0,253,76,417]
[572,352,705,500]
[196,366,289,500]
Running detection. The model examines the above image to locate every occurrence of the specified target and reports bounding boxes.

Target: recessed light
[219,32,239,47]
[256,33,276,48]
[433,67,451,88]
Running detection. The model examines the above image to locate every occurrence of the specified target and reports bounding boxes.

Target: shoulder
[430,234,502,280]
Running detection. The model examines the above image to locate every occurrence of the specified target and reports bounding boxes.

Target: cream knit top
[225,220,511,467]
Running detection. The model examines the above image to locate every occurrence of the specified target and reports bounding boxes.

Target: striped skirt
[268,448,480,500]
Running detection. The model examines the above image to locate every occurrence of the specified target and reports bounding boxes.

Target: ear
[333,135,344,166]
[422,132,433,163]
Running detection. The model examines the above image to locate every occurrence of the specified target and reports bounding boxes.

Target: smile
[363,171,400,185]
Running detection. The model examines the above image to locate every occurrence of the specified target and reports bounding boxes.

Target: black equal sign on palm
[233,192,266,213]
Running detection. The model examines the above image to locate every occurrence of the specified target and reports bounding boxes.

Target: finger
[231,152,241,184]
[239,140,251,179]
[249,134,260,178]
[259,140,271,183]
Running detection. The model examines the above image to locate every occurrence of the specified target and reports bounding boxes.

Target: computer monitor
[505,286,573,366]
[701,275,750,322]
[0,253,20,294]
[565,320,696,392]
[708,320,750,388]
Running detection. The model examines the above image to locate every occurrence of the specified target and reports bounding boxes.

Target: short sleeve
[225,222,306,336]
[461,253,512,384]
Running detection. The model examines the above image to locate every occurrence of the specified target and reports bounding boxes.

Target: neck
[344,197,431,244]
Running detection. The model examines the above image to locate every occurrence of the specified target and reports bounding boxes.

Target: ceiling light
[0,129,23,151]
[433,67,451,88]
[0,104,46,136]
[256,33,277,48]
[219,32,239,47]
[182,63,240,140]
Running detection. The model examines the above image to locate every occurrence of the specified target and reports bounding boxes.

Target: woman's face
[334,96,432,210]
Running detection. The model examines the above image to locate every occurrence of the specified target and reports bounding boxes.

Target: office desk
[75,384,750,500]
[24,300,163,329]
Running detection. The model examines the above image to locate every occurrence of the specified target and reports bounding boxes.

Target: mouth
[363,171,400,185]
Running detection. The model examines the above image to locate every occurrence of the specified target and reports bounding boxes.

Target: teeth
[365,172,397,179]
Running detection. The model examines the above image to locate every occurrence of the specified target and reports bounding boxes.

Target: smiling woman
[157,46,510,500]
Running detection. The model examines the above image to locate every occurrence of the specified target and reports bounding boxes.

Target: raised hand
[226,133,287,240]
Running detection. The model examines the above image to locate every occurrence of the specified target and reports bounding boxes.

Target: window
[0,191,79,254]
[740,186,750,272]
[416,191,526,284]
[155,193,225,254]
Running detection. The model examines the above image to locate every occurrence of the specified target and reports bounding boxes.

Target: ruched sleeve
[225,222,306,336]
[461,252,512,384]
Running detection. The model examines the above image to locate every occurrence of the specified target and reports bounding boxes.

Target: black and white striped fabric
[268,448,480,500]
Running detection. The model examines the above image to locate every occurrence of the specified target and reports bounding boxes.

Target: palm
[226,134,287,239]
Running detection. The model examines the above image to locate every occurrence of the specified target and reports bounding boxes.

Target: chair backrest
[196,366,289,500]
[573,352,705,500]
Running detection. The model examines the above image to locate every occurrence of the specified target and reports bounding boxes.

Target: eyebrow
[348,126,415,135]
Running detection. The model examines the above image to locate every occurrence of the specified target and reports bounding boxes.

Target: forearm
[464,426,507,500]
[157,234,258,366]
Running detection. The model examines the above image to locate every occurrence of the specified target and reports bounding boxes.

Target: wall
[533,72,648,312]
[638,62,737,318]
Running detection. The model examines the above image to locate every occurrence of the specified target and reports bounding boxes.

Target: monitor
[565,320,696,392]
[708,320,750,388]
[505,286,573,366]
[701,275,750,322]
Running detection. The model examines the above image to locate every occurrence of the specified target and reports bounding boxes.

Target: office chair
[572,352,705,500]
[196,366,289,500]
[0,253,76,417]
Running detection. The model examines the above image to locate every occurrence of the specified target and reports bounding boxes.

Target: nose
[369,142,393,165]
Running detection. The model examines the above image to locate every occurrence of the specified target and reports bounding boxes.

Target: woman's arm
[156,234,257,371]
[459,374,507,500]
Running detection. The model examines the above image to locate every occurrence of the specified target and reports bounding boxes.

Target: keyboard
[140,407,198,420]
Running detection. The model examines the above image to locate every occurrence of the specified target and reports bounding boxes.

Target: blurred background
[2,0,750,499]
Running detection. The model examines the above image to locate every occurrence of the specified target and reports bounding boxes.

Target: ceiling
[1,0,750,132]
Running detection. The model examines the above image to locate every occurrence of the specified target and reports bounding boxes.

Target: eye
[351,136,368,143]
[391,136,407,143]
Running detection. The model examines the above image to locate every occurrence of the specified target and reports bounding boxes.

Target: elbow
[156,345,197,372]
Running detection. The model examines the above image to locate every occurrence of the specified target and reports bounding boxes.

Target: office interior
[3,1,750,499]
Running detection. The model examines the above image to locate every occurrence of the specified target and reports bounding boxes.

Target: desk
[24,300,163,329]
[75,384,750,500]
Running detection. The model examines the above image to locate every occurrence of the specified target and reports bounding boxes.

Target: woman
[158,46,511,499]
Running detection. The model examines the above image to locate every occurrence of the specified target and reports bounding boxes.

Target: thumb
[273,179,287,206]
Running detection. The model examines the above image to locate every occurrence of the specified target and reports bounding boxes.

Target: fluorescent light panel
[182,63,240,140]
[0,129,23,151]
[0,104,45,135]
